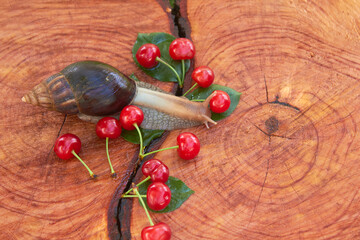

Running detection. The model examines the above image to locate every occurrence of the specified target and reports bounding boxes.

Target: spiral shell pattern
[22,73,78,114]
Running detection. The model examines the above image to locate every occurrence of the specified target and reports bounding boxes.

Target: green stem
[134,123,144,158]
[134,187,154,226]
[106,137,116,178]
[156,57,183,88]
[122,176,151,196]
[142,145,179,158]
[190,99,205,102]
[71,150,96,178]
[181,59,185,86]
[183,83,198,97]
[122,194,147,198]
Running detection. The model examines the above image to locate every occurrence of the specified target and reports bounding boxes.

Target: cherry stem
[122,194,147,198]
[71,150,96,178]
[134,123,144,158]
[156,57,183,88]
[183,83,198,97]
[134,186,154,226]
[190,99,205,102]
[142,145,179,158]
[122,176,151,196]
[106,137,116,177]
[181,59,185,85]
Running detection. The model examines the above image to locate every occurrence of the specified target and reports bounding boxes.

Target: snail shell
[22,61,216,130]
[22,61,136,116]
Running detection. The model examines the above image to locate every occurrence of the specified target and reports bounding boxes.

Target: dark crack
[56,114,67,138]
[269,95,300,111]
[115,2,192,238]
[47,114,67,161]
[264,75,269,102]
[264,75,300,112]
[170,2,186,37]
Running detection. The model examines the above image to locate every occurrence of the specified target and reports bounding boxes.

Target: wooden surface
[0,0,172,239]
[1,0,360,239]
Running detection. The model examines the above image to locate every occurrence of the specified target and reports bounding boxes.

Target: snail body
[22,61,216,130]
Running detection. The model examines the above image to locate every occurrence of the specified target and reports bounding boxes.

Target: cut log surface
[0,0,171,239]
[129,1,360,240]
[2,0,360,239]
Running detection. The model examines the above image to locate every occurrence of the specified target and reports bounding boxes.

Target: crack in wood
[170,1,186,38]
[247,157,269,228]
[264,75,269,103]
[253,123,294,140]
[269,95,300,111]
[264,75,300,112]
[43,114,67,182]
[115,1,192,238]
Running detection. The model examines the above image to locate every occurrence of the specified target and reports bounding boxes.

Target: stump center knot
[265,116,279,135]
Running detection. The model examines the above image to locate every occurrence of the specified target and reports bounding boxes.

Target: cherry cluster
[122,159,172,239]
[53,106,200,178]
[136,38,231,113]
[53,36,229,240]
[53,105,201,239]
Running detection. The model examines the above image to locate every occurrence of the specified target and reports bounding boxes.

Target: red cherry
[54,133,81,160]
[169,38,195,60]
[147,182,171,211]
[150,164,169,183]
[96,117,122,139]
[142,159,169,183]
[54,133,96,178]
[177,132,200,160]
[119,105,144,130]
[209,90,231,113]
[191,66,214,88]
[136,43,161,68]
[141,222,171,240]
[142,159,162,176]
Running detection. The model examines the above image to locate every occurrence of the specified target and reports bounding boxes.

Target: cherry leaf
[185,84,241,121]
[132,32,190,83]
[138,176,194,213]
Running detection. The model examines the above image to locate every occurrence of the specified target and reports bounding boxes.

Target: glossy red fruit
[177,132,200,160]
[141,222,171,240]
[209,90,231,113]
[169,38,195,60]
[136,43,161,68]
[142,159,169,183]
[142,159,162,176]
[96,117,122,139]
[150,164,169,183]
[54,133,81,160]
[147,182,171,211]
[191,66,214,88]
[119,105,144,130]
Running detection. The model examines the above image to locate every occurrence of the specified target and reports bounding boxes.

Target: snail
[22,61,216,130]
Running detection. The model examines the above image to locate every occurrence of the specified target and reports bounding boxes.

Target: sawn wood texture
[1,0,360,239]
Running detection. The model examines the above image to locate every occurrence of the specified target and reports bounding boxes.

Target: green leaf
[132,32,190,83]
[138,176,194,213]
[169,0,175,8]
[121,128,164,147]
[186,84,241,121]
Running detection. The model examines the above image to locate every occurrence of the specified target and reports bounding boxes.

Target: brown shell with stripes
[22,61,137,116]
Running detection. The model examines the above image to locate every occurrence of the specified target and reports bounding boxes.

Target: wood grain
[0,0,171,239]
[129,0,360,239]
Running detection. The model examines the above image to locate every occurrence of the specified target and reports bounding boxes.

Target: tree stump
[128,0,360,239]
[1,0,360,239]
[0,1,171,239]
